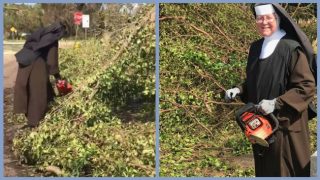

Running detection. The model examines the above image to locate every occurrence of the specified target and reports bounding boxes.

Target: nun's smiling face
[256,13,277,37]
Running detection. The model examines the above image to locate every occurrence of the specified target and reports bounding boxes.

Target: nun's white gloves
[225,87,240,100]
[258,98,277,115]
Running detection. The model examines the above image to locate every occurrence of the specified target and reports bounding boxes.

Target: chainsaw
[56,79,72,96]
[235,103,279,147]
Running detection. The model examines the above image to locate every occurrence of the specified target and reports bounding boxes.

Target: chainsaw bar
[249,134,269,147]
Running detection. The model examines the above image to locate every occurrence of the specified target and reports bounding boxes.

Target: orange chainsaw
[56,79,72,96]
[235,103,279,147]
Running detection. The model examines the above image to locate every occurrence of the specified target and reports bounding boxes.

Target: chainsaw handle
[268,113,279,134]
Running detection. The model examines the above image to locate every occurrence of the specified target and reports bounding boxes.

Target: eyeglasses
[255,16,276,24]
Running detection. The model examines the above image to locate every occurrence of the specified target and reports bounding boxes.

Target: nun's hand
[258,99,277,115]
[225,87,240,101]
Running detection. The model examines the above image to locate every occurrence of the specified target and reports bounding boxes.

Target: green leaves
[160,3,316,177]
[95,28,155,109]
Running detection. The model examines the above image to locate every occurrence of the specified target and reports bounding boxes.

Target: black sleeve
[46,41,60,75]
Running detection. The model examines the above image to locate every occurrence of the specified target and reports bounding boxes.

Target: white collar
[259,29,286,59]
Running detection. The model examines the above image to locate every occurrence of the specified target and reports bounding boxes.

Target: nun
[225,4,316,176]
[14,22,66,127]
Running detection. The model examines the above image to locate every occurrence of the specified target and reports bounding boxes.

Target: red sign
[73,12,83,25]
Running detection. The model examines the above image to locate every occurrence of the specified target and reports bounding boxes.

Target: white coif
[260,29,286,59]
[255,4,275,16]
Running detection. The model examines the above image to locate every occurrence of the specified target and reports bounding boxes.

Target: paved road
[3,53,18,89]
[3,42,22,88]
